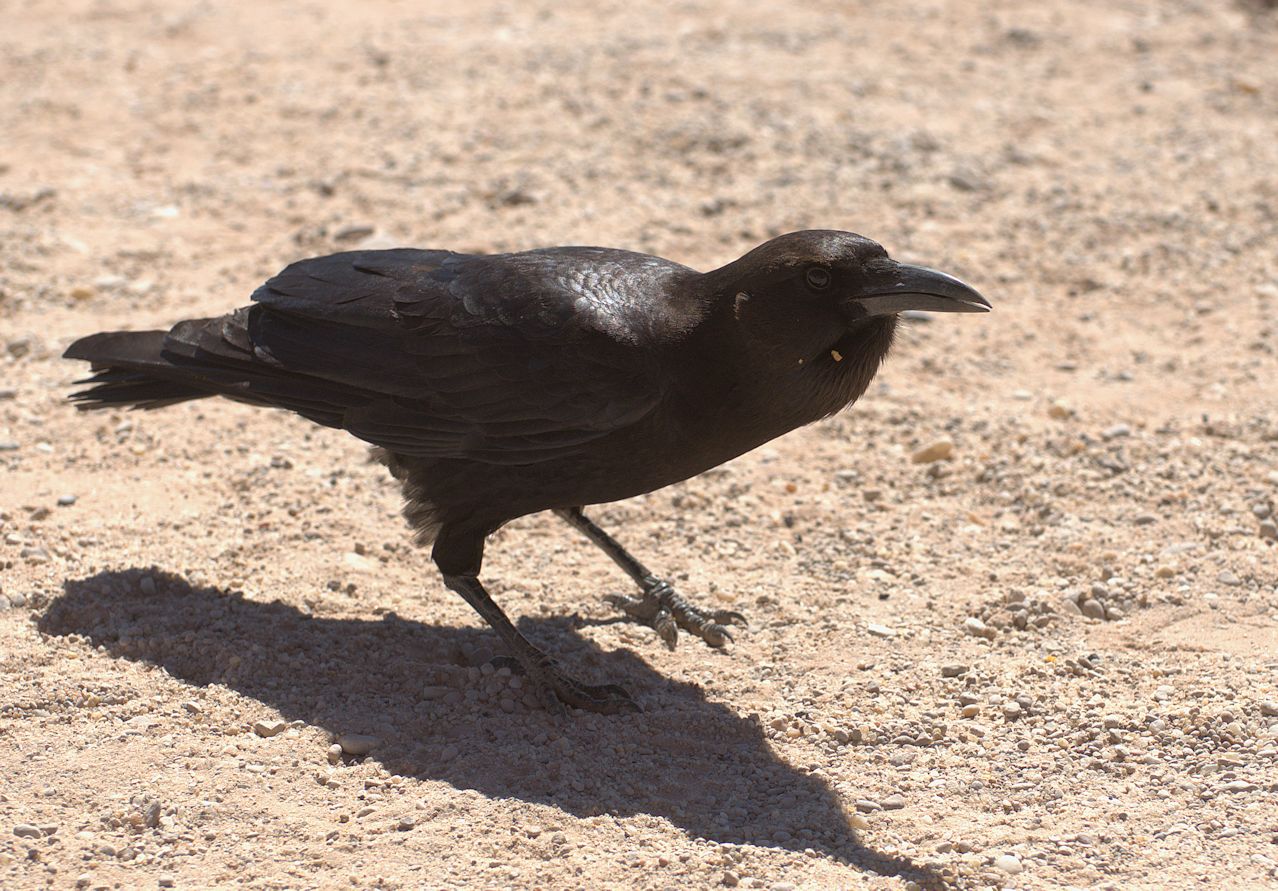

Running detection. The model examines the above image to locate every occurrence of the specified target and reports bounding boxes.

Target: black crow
[64,230,989,714]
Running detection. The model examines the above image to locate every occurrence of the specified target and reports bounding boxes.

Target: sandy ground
[3,0,1278,888]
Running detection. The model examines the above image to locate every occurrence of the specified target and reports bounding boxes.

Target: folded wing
[160,249,666,464]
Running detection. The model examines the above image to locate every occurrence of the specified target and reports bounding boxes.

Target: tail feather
[64,322,355,427]
[64,329,211,410]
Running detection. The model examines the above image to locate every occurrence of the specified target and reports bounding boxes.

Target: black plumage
[65,230,989,714]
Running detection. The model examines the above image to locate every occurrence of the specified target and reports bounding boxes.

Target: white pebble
[994,853,1023,874]
[963,616,992,638]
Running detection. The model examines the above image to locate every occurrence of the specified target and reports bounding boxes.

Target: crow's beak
[844,261,990,319]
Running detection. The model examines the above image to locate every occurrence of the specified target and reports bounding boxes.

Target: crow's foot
[607,579,747,650]
[493,655,639,717]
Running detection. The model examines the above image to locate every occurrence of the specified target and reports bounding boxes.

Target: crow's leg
[555,507,747,650]
[433,524,637,716]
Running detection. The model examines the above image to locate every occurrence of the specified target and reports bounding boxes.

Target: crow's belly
[393,417,802,531]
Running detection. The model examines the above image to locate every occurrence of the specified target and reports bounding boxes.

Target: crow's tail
[63,330,212,410]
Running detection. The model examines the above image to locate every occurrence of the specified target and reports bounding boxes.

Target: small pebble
[253,720,287,738]
[337,733,380,756]
[911,439,954,464]
[57,494,77,506]
[994,853,1024,874]
[6,336,35,358]
[1047,399,1074,419]
[941,663,968,677]
[1080,598,1106,620]
[1259,520,1278,541]
[963,616,993,638]
[855,799,882,812]
[721,871,740,888]
[866,623,895,638]
[1222,781,1257,793]
[1101,423,1131,441]
[1260,701,1278,717]
[880,794,906,810]
[13,823,42,838]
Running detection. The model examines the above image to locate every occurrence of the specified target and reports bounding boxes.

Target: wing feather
[175,247,678,464]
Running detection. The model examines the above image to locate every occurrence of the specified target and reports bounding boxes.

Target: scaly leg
[434,522,637,716]
[442,574,637,715]
[555,507,747,650]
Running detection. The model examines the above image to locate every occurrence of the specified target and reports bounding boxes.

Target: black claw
[653,609,678,650]
[712,610,749,627]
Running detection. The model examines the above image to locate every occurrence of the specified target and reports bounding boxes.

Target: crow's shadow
[43,568,945,887]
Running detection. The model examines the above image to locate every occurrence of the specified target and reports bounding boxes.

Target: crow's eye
[805,267,831,290]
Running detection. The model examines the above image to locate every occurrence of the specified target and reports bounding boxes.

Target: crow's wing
[163,248,684,464]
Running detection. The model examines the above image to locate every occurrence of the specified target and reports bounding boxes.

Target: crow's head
[715,229,988,323]
[707,230,988,372]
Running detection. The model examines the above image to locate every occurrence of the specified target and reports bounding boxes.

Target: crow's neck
[772,316,897,424]
[676,314,897,456]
